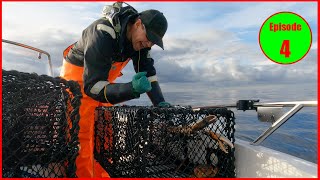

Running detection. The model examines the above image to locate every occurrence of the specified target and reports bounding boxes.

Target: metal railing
[193,100,317,145]
[2,39,54,76]
[251,101,317,145]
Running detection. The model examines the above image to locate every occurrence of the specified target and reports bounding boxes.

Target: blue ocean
[127,82,318,163]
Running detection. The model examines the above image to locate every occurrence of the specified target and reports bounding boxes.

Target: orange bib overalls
[60,44,129,177]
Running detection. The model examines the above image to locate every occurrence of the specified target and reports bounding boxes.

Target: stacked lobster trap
[94,106,236,177]
[2,70,81,178]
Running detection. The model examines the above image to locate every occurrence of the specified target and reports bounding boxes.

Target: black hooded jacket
[65,11,165,105]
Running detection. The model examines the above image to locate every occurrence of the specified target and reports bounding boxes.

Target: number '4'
[280,40,291,58]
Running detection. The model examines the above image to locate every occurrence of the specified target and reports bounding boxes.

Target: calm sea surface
[127,82,317,163]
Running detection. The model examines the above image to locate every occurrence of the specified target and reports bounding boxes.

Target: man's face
[131,19,154,51]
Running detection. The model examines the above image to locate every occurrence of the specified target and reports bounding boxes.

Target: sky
[2,2,318,105]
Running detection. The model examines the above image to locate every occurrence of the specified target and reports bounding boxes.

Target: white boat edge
[235,139,317,178]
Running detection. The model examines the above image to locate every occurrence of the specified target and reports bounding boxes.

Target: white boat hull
[235,139,317,177]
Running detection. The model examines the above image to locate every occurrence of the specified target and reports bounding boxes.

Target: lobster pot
[2,70,81,178]
[94,106,236,177]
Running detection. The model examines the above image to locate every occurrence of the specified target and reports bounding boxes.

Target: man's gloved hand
[132,72,152,96]
[157,101,172,108]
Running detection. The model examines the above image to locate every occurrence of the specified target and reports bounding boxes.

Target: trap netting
[94,106,236,177]
[2,70,81,178]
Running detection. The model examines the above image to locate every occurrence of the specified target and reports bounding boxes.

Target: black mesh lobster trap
[2,70,81,178]
[94,106,236,178]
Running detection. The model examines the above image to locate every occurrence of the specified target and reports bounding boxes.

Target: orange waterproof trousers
[60,44,129,177]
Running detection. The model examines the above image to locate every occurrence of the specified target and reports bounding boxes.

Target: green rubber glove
[158,101,172,108]
[132,72,152,96]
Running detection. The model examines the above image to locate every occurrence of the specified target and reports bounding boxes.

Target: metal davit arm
[193,100,317,145]
[251,101,317,145]
[2,39,54,76]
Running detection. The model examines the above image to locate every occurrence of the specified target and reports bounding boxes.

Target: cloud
[311,42,317,50]
[151,28,317,86]
[3,24,316,87]
[3,28,78,76]
[3,2,317,89]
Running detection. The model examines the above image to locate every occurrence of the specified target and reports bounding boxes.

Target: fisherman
[60,2,171,177]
